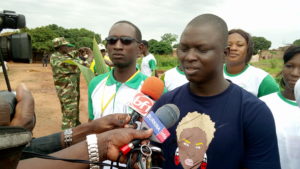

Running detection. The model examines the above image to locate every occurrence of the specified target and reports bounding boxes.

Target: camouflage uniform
[50,37,90,129]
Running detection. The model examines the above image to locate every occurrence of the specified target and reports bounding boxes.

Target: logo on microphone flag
[144,111,170,142]
[128,92,154,116]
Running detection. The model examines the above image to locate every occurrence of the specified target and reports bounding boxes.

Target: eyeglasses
[105,36,140,45]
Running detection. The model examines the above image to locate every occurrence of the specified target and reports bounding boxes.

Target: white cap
[98,44,106,51]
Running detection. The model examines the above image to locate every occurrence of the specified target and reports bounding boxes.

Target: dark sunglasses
[105,36,140,45]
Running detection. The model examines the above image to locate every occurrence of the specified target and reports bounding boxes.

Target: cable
[23,145,162,169]
[116,152,122,168]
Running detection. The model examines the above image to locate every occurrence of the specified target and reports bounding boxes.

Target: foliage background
[293,39,300,46]
[0,24,291,81]
[252,36,272,55]
[1,24,101,60]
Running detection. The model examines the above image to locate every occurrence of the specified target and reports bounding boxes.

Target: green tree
[161,33,178,45]
[149,41,172,55]
[148,39,158,54]
[252,36,272,54]
[293,39,300,46]
[19,24,101,59]
[24,25,58,53]
[148,34,176,55]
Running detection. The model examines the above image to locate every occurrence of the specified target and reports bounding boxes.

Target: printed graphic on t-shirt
[174,147,208,169]
[175,112,215,169]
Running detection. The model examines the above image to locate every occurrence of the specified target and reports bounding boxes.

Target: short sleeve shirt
[151,83,281,169]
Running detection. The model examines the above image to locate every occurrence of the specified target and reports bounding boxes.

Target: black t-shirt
[151,82,281,169]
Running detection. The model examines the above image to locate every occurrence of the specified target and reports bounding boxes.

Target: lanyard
[100,70,140,116]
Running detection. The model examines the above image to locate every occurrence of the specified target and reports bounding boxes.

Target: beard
[112,59,135,69]
[113,62,131,68]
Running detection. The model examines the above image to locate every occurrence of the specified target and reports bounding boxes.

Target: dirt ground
[0,62,89,137]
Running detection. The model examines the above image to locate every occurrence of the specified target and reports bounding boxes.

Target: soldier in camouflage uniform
[50,37,92,129]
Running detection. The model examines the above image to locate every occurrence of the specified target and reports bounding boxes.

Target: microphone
[141,76,165,101]
[295,79,300,108]
[120,104,180,155]
[141,104,180,143]
[128,77,165,125]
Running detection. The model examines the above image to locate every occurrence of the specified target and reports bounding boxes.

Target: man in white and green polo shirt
[140,40,158,77]
[88,69,148,120]
[88,20,147,121]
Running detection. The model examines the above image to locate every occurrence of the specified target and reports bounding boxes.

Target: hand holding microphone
[120,104,180,155]
[97,128,153,162]
[120,77,179,168]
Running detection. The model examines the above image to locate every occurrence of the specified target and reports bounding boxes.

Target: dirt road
[0,62,89,137]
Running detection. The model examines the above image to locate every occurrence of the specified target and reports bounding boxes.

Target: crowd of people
[1,12,300,169]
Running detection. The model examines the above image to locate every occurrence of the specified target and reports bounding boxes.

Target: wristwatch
[64,128,73,147]
[86,134,100,169]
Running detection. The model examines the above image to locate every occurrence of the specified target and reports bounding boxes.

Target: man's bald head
[185,14,228,48]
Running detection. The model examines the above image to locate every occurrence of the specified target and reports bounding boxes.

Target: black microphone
[120,104,180,155]
[141,104,179,143]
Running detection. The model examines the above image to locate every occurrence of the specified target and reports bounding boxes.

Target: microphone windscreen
[295,79,300,108]
[155,104,180,128]
[141,76,164,101]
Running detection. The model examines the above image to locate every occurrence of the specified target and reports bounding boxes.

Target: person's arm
[11,82,130,157]
[149,60,157,77]
[20,141,90,169]
[60,114,131,148]
[17,128,153,169]
[22,114,131,158]
[257,75,279,97]
[243,101,281,169]
[76,47,94,66]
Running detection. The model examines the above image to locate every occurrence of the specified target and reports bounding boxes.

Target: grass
[138,54,179,71]
[251,58,283,77]
[156,55,179,71]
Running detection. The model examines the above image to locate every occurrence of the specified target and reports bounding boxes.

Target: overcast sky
[1,0,299,49]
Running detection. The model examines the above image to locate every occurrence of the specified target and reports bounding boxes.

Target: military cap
[52,37,75,48]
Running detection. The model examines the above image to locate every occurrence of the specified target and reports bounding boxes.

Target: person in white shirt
[87,21,149,169]
[88,20,148,120]
[224,29,279,97]
[260,45,300,169]
[160,65,188,91]
[140,40,158,77]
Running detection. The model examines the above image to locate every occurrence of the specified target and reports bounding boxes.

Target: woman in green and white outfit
[260,46,300,169]
[224,29,279,97]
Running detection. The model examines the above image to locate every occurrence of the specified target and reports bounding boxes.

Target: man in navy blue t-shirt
[151,14,280,169]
